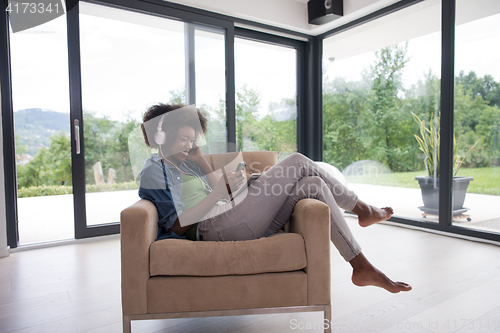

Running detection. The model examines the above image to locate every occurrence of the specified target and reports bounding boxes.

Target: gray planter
[415,176,473,216]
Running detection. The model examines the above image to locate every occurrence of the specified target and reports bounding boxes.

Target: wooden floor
[1,217,500,333]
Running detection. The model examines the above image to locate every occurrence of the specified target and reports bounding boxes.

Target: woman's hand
[185,146,204,164]
[213,170,245,200]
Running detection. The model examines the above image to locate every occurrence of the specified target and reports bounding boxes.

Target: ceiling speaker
[308,0,343,25]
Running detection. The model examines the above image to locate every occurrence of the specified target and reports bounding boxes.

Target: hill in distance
[14,108,70,156]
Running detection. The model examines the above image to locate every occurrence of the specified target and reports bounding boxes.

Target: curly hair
[141,103,208,149]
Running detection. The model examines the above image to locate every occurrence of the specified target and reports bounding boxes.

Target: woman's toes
[351,267,412,293]
[395,281,412,291]
[382,207,394,215]
[358,206,394,227]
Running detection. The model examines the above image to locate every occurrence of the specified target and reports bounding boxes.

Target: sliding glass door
[235,36,298,159]
[194,26,227,153]
[10,13,74,245]
[76,2,186,233]
[320,0,500,242]
[72,2,230,237]
[5,0,232,244]
[452,2,500,234]
[322,0,442,223]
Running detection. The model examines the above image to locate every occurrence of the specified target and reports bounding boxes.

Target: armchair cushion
[150,232,307,277]
[147,271,308,313]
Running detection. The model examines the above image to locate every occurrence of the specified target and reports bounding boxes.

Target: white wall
[164,0,401,36]
[0,84,10,258]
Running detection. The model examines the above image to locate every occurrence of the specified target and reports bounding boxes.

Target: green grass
[346,167,500,196]
[455,167,500,195]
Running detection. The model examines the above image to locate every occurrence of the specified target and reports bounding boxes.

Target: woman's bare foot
[351,265,412,293]
[350,253,412,293]
[352,200,394,227]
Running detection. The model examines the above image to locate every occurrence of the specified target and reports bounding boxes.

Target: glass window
[452,3,500,233]
[10,15,74,244]
[79,3,186,226]
[322,0,442,222]
[195,27,227,154]
[235,37,297,160]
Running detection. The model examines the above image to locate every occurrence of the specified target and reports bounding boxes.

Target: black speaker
[308,0,343,25]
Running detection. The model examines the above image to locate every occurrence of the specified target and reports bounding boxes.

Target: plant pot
[414,176,473,216]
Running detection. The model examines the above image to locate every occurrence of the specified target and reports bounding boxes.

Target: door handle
[74,119,80,155]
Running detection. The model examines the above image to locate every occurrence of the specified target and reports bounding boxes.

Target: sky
[324,11,500,90]
[8,3,500,126]
[9,3,297,123]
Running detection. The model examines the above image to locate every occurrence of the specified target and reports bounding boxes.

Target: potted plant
[412,112,479,217]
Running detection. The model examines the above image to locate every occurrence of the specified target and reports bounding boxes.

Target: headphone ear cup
[154,131,167,146]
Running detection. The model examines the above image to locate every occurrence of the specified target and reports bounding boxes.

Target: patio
[17,190,139,245]
[349,183,500,233]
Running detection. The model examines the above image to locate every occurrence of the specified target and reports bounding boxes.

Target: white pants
[198,152,362,262]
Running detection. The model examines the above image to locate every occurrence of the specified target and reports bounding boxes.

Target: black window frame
[1,0,317,247]
[2,0,499,247]
[233,27,308,158]
[318,0,500,243]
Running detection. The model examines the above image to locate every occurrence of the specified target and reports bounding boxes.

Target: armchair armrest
[288,198,331,306]
[120,199,158,315]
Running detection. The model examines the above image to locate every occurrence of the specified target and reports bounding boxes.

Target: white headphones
[154,114,167,146]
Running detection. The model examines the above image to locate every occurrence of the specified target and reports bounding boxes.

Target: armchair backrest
[204,151,277,178]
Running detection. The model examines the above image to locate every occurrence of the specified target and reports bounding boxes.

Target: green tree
[254,98,296,157]
[323,76,371,169]
[15,134,28,164]
[168,89,185,105]
[83,111,138,184]
[456,71,500,108]
[405,71,440,122]
[199,98,227,153]
[83,111,115,184]
[476,106,500,166]
[235,84,260,152]
[109,117,139,182]
[403,71,441,171]
[17,148,48,188]
[454,72,500,167]
[17,132,72,187]
[367,43,415,171]
[44,132,72,185]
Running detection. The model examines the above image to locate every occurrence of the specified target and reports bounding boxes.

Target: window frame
[234,27,306,157]
[0,0,313,247]
[2,0,499,246]
[318,0,500,243]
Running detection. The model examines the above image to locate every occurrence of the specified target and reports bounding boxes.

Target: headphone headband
[154,114,167,146]
[157,114,165,133]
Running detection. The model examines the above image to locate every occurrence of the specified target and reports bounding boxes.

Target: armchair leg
[324,306,332,333]
[123,315,131,333]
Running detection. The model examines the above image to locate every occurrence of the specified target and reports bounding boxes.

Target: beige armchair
[121,151,332,332]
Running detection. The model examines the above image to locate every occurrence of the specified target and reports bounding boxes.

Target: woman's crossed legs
[198,152,411,293]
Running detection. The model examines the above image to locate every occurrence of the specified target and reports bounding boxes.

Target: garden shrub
[18,181,139,198]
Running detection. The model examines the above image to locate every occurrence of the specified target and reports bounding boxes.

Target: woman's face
[164,125,196,164]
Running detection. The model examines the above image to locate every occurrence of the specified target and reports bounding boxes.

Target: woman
[139,103,412,294]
